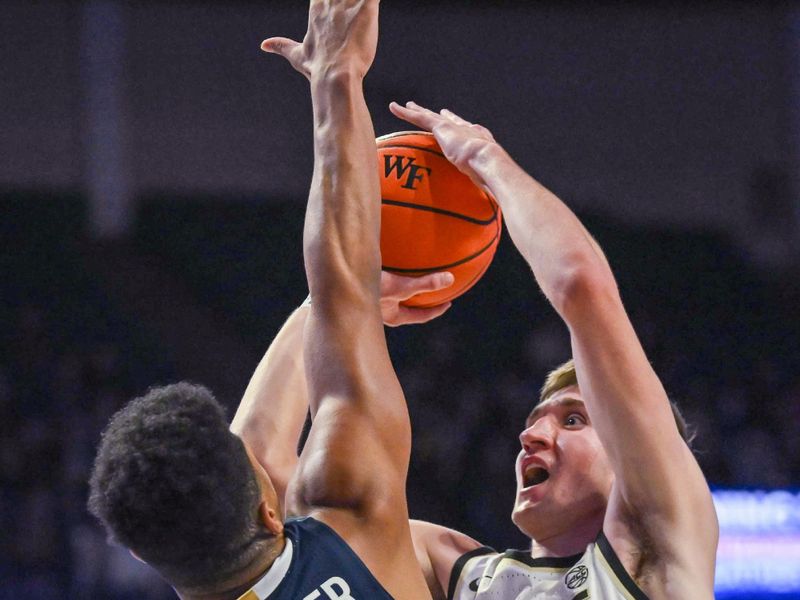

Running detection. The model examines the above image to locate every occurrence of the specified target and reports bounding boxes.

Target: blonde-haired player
[391,101,718,600]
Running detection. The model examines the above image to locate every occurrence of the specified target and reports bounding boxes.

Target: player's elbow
[550,260,619,322]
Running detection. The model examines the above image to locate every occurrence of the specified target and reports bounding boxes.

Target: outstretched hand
[389,101,499,190]
[260,0,380,81]
[380,271,454,327]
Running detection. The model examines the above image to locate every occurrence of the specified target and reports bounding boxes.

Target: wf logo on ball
[384,155,432,190]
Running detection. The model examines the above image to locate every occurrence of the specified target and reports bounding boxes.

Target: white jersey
[448,532,648,600]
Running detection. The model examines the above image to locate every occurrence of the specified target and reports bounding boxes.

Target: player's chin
[511,502,539,538]
[511,491,540,515]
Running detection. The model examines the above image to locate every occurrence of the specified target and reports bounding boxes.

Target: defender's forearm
[304,71,382,307]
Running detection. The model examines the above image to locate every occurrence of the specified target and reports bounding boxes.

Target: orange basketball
[377,131,502,308]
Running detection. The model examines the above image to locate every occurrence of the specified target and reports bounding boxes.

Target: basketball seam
[382,228,500,273]
[377,144,445,159]
[381,198,498,226]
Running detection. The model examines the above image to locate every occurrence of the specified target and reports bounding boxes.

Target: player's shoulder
[283,514,352,556]
[283,514,367,558]
[409,520,492,599]
[284,514,328,536]
[410,519,488,565]
[410,519,481,546]
[251,515,396,600]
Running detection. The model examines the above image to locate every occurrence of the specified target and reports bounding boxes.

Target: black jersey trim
[596,531,650,600]
[446,546,496,600]
[501,548,584,569]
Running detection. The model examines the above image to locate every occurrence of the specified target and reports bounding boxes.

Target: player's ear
[258,500,284,536]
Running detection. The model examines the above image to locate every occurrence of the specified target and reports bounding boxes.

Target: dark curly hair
[87,382,271,589]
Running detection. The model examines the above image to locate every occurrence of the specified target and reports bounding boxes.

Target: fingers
[389,101,441,131]
[404,271,455,296]
[390,101,477,133]
[260,36,297,56]
[440,108,472,126]
[380,271,454,301]
[388,101,428,129]
[261,37,308,75]
[387,302,453,327]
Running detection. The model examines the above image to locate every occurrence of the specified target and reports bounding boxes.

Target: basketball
[377,131,502,308]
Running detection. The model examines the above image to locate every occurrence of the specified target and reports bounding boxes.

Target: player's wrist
[310,63,366,91]
[311,68,367,129]
[468,141,514,192]
[468,140,506,173]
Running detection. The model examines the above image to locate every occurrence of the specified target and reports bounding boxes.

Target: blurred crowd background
[2,1,799,598]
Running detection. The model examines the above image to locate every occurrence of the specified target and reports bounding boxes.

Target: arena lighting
[713,489,800,597]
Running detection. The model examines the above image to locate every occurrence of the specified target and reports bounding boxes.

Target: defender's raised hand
[261,0,379,81]
[390,101,499,190]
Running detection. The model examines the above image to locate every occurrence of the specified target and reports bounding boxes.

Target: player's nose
[519,418,555,452]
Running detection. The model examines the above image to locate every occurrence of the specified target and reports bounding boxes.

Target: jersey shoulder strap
[590,531,650,600]
[447,545,496,599]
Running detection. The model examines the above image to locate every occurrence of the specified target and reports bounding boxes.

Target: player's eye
[564,413,585,428]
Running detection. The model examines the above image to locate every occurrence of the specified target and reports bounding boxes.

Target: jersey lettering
[303,576,355,600]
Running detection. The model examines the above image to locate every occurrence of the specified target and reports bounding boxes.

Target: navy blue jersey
[237,516,394,599]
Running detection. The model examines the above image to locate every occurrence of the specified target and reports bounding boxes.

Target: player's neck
[529,511,604,558]
[175,533,286,600]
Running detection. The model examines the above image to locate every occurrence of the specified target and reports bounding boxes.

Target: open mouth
[523,465,550,488]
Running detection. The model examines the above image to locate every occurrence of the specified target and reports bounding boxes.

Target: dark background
[1,1,798,598]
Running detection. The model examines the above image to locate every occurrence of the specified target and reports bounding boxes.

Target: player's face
[511,386,614,542]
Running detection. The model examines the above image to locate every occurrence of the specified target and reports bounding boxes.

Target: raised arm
[262,3,431,597]
[230,273,453,519]
[391,102,717,591]
[230,305,309,518]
